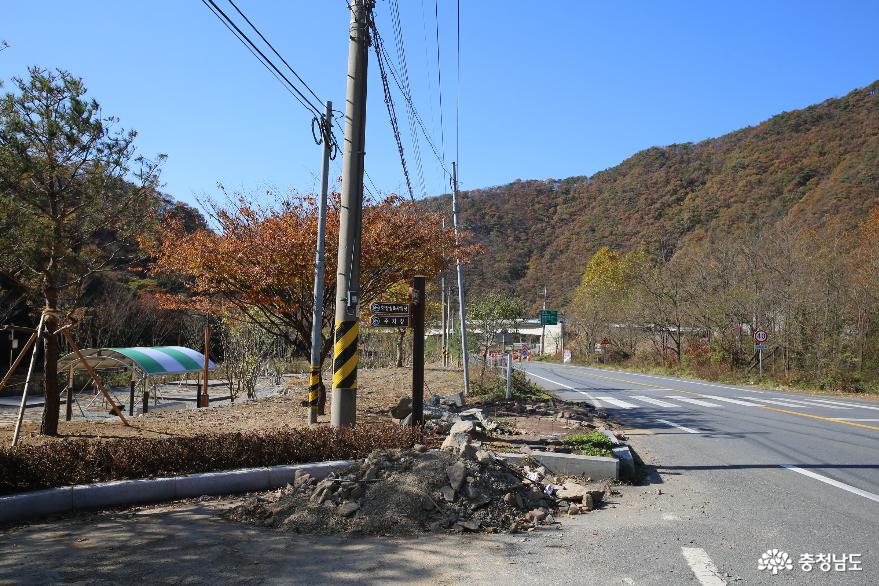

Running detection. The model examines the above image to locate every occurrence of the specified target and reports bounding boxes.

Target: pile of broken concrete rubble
[228,440,612,535]
[390,392,509,437]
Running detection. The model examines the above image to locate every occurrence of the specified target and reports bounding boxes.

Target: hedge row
[0,424,420,495]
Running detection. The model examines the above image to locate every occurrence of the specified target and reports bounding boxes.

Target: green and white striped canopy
[58,346,216,376]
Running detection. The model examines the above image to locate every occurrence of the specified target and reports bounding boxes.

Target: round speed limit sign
[754,329,768,343]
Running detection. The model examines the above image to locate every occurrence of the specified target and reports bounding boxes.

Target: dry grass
[2,366,465,446]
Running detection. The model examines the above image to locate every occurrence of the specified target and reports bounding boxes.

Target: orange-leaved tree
[146,189,464,402]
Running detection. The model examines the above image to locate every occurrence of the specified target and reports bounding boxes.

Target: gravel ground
[1,366,465,445]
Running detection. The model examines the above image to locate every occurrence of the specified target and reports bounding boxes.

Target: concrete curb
[598,428,621,445]
[0,459,355,524]
[611,446,636,481]
[497,451,619,480]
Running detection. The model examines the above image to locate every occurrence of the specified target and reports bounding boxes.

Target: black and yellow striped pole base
[331,319,359,426]
[304,364,322,423]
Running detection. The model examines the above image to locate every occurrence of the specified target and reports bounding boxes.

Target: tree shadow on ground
[0,503,518,585]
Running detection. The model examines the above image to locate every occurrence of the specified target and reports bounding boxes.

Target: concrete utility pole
[308,101,334,424]
[451,162,470,394]
[440,220,448,368]
[440,273,447,367]
[331,0,371,427]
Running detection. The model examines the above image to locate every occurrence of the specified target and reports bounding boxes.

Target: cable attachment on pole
[312,115,340,160]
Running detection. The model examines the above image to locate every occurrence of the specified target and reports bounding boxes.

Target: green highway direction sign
[539,309,558,325]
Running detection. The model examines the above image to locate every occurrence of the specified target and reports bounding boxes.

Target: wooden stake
[65,366,74,421]
[411,276,426,427]
[60,330,128,426]
[0,330,38,393]
[201,324,210,407]
[11,315,46,446]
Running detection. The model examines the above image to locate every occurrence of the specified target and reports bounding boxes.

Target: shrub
[0,424,420,495]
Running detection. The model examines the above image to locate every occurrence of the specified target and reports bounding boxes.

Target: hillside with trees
[426,80,879,307]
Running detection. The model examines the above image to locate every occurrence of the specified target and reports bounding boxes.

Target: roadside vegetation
[563,432,615,458]
[470,368,551,402]
[0,424,420,495]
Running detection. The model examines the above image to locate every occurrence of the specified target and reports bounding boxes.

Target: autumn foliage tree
[148,190,460,397]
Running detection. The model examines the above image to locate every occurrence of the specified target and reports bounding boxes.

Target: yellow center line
[757,406,879,431]
[572,367,879,432]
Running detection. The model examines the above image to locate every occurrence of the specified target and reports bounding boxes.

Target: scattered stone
[390,396,413,420]
[527,509,547,522]
[475,450,492,465]
[337,501,360,517]
[450,420,478,435]
[443,391,465,407]
[413,444,428,453]
[457,519,481,532]
[460,443,479,461]
[440,485,456,502]
[580,495,594,512]
[441,432,471,453]
[447,461,467,490]
[556,481,608,505]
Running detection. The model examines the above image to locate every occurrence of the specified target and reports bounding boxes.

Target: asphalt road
[520,361,879,585]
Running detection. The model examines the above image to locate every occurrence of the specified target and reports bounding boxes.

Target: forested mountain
[425,80,879,307]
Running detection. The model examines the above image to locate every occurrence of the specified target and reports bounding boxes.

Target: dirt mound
[227,448,607,535]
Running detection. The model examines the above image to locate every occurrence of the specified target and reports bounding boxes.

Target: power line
[374,29,448,179]
[434,0,447,165]
[369,20,416,201]
[419,0,439,182]
[226,0,325,108]
[201,0,314,114]
[201,0,323,119]
[456,0,461,167]
[389,0,427,197]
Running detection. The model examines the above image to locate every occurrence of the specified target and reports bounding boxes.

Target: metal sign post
[505,349,513,399]
[754,329,769,376]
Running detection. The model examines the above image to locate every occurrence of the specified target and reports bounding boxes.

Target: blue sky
[3,1,879,209]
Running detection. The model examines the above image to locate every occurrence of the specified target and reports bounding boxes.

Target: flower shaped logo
[758,549,793,575]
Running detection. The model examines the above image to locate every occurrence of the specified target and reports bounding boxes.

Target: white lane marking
[783,465,879,504]
[667,396,721,408]
[698,395,761,407]
[757,397,851,410]
[656,419,701,434]
[631,395,677,408]
[681,547,727,585]
[525,370,602,406]
[805,398,879,412]
[581,366,765,394]
[745,397,827,409]
[831,418,879,422]
[596,396,637,409]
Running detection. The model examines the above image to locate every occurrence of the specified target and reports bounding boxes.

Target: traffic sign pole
[754,329,769,376]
